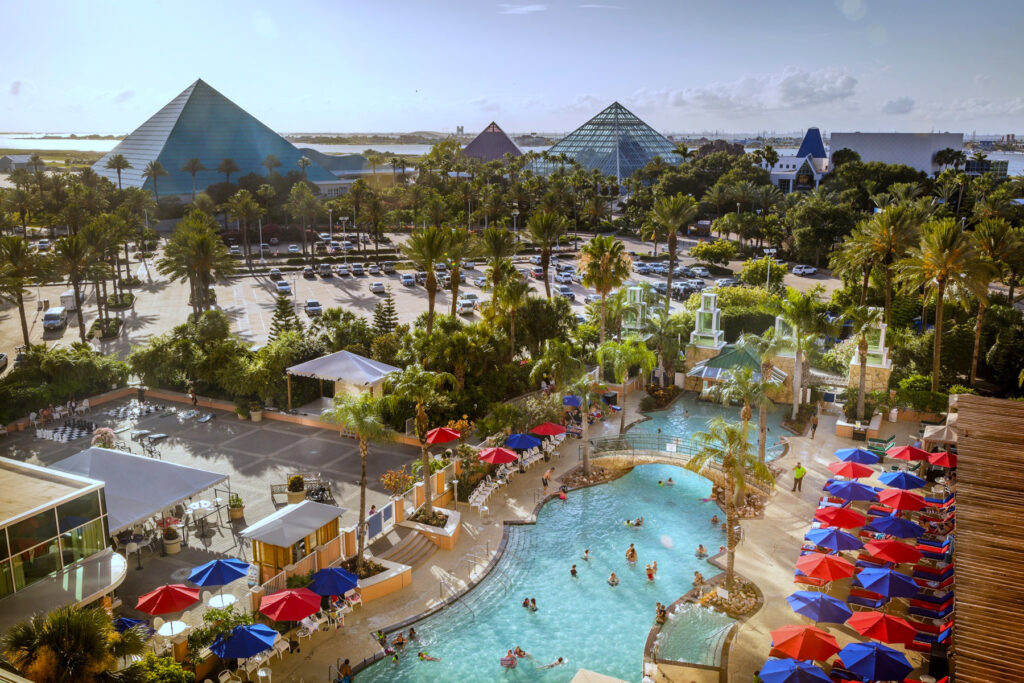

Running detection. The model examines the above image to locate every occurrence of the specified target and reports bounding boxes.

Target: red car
[530,268,544,279]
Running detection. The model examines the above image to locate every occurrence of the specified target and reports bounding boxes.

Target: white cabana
[239,501,346,548]
[285,350,399,409]
[923,423,958,449]
[50,447,227,535]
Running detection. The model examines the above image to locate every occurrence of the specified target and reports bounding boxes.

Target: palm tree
[384,364,454,513]
[898,218,993,392]
[53,234,91,341]
[768,288,830,419]
[476,226,517,291]
[297,156,312,181]
[973,219,1020,384]
[701,184,732,222]
[141,161,168,201]
[217,158,241,185]
[563,370,606,476]
[829,221,875,305]
[401,226,450,335]
[597,339,656,434]
[673,143,695,163]
[529,338,584,391]
[181,157,206,200]
[284,182,321,260]
[525,211,567,298]
[737,331,784,462]
[0,236,43,346]
[446,227,471,316]
[686,418,773,590]
[104,154,131,191]
[713,366,773,453]
[322,393,394,572]
[844,305,884,421]
[864,206,922,325]
[226,189,263,270]
[2,604,148,683]
[579,235,632,344]
[644,309,685,387]
[498,276,532,361]
[262,154,282,177]
[157,210,237,319]
[649,193,699,314]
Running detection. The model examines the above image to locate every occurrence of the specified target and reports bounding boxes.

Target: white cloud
[835,0,866,21]
[930,97,1024,120]
[974,74,992,87]
[497,4,547,14]
[113,90,136,104]
[881,97,914,115]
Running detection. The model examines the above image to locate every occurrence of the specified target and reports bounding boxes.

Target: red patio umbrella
[846,611,918,644]
[259,588,321,622]
[530,422,567,436]
[795,552,855,582]
[769,624,841,661]
[827,461,874,479]
[864,539,923,565]
[928,451,957,468]
[478,447,518,464]
[136,584,200,615]
[877,489,926,511]
[425,427,460,445]
[814,506,868,529]
[886,445,931,461]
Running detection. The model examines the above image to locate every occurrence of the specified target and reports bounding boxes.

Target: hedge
[720,308,776,343]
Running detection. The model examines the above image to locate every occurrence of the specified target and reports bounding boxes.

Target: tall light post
[764,247,777,290]
[328,208,333,244]
[258,218,264,264]
[512,204,520,243]
[340,217,349,264]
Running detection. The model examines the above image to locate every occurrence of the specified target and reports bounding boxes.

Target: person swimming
[392,633,407,648]
[646,563,654,581]
[530,598,538,611]
[582,549,590,561]
[538,657,566,669]
[626,543,637,563]
[514,646,530,658]
[608,572,619,586]
[408,627,417,640]
[500,650,518,668]
[522,597,530,608]
[711,515,720,525]
[696,544,708,558]
[624,519,633,527]
[570,564,578,578]
[418,651,440,661]
[665,477,675,485]
[634,517,644,527]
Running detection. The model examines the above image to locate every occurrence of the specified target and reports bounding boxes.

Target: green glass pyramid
[533,102,682,181]
[94,79,335,196]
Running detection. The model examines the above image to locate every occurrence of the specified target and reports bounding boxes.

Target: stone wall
[683,345,722,392]
[848,362,891,395]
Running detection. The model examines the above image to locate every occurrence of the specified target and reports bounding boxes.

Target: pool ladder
[440,578,475,619]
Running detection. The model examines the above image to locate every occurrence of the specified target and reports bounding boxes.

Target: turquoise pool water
[653,603,735,664]
[357,465,731,682]
[630,395,787,457]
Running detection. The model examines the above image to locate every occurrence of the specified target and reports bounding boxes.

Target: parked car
[415,271,428,284]
[690,266,710,278]
[653,282,668,295]
[530,267,544,279]
[0,352,8,373]
[556,285,575,301]
[575,314,587,325]
[792,264,817,276]
[457,299,476,314]
[434,262,448,272]
[714,278,741,288]
[288,244,300,254]
[584,293,602,304]
[228,245,241,255]
[649,264,666,275]
[318,232,330,242]
[554,271,574,284]
[473,276,488,288]
[529,255,543,265]
[260,243,271,253]
[275,281,291,295]
[42,307,67,332]
[336,264,349,276]
[341,241,354,251]
[674,266,693,278]
[268,237,279,245]
[556,262,575,272]
[303,266,316,279]
[382,262,396,274]
[369,281,386,293]
[304,299,322,316]
[368,263,381,275]
[268,268,283,280]
[633,262,651,274]
[351,263,365,276]
[401,273,416,286]
[36,239,51,252]
[461,260,476,269]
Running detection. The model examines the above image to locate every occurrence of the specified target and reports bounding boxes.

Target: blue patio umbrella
[854,567,920,599]
[786,591,853,625]
[210,624,278,660]
[834,447,880,465]
[805,527,863,552]
[188,558,250,588]
[113,617,152,634]
[758,659,831,683]
[308,567,359,597]
[835,642,913,682]
[505,433,542,450]
[864,515,926,539]
[878,471,927,490]
[824,481,878,502]
[562,394,582,407]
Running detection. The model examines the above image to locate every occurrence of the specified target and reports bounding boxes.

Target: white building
[759,128,830,194]
[828,132,963,176]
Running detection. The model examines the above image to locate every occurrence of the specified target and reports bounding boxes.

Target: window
[11,540,61,589]
[60,518,106,565]
[0,561,13,599]
[0,527,8,560]
[57,492,101,533]
[8,510,57,556]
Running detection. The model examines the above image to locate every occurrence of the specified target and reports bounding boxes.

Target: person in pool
[711,515,720,525]
[582,549,590,561]
[570,564,578,578]
[696,544,708,558]
[392,633,407,648]
[418,652,440,662]
[522,597,530,608]
[538,657,566,669]
[665,477,675,485]
[646,563,654,581]
[634,516,644,527]
[500,650,518,668]
[608,572,619,586]
[408,627,417,640]
[626,543,637,563]
[530,598,538,611]
[514,646,530,658]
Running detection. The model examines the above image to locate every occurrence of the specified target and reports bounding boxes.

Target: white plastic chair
[344,589,362,609]
[272,638,290,661]
[218,671,241,683]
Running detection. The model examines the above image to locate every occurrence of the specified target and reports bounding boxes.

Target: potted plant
[91,427,116,449]
[249,401,263,423]
[287,475,305,504]
[234,397,250,421]
[228,493,245,520]
[163,526,181,554]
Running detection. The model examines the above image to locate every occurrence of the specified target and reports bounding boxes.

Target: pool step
[377,530,437,567]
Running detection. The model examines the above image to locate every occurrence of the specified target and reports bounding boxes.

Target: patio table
[131,430,151,441]
[156,621,188,637]
[147,433,168,442]
[209,593,237,609]
[189,500,213,536]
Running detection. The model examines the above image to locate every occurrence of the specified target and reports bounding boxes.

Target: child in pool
[608,572,619,586]
[646,563,654,581]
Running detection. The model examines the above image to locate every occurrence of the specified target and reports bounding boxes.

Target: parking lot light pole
[512,204,520,242]
[329,209,333,244]
[258,218,264,264]
[340,217,349,264]
[764,247,777,290]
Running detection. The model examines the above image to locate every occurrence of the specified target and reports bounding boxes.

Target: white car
[556,285,575,301]
[304,299,322,316]
[368,263,381,275]
[401,273,416,286]
[584,294,602,304]
[554,271,574,284]
[473,276,488,288]
[228,245,241,255]
[369,281,386,293]
[288,244,300,254]
[336,264,349,276]
[529,255,542,265]
[792,264,817,276]
[275,281,291,295]
[690,266,710,278]
[461,260,476,269]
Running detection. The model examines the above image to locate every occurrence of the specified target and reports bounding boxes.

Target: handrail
[440,578,474,618]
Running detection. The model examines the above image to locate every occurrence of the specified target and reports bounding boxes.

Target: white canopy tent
[285,350,399,409]
[239,501,346,548]
[50,447,227,535]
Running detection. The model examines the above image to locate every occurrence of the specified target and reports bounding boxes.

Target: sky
[2,0,1022,136]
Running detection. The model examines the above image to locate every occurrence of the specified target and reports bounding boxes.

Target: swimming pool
[357,465,731,682]
[630,394,787,458]
[652,603,735,664]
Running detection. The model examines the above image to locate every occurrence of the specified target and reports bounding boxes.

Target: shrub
[720,308,776,343]
[185,606,254,664]
[88,318,122,339]
[644,383,679,409]
[381,467,416,497]
[639,395,658,412]
[689,238,736,266]
[134,653,195,683]
[287,475,305,492]
[945,384,977,396]
[286,571,313,589]
[106,292,136,309]
[895,375,948,413]
[228,493,244,508]
[91,427,116,448]
[163,527,179,541]
[409,508,448,527]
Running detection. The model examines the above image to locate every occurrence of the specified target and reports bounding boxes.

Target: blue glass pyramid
[796,127,826,159]
[94,79,335,196]
[533,102,682,181]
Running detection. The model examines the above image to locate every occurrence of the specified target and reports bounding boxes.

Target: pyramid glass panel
[532,102,681,181]
[94,79,335,197]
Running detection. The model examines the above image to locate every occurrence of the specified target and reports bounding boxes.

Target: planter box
[287,490,305,504]
[400,509,461,551]
[896,409,944,423]
[164,536,181,554]
[358,557,413,603]
[250,410,263,423]
[228,506,244,521]
[835,414,882,440]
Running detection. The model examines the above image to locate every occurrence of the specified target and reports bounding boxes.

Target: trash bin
[603,391,618,406]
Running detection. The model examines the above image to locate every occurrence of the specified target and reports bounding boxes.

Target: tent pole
[287,375,293,411]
